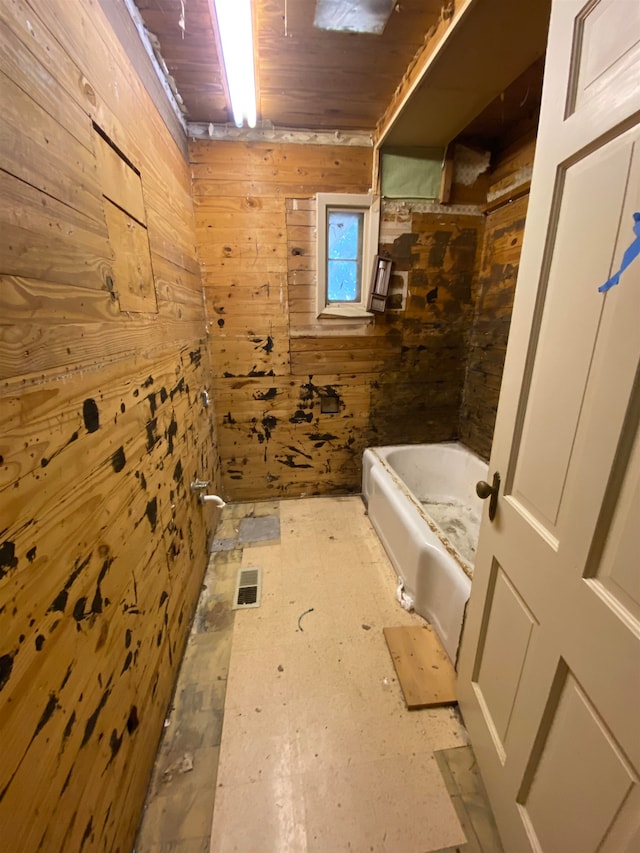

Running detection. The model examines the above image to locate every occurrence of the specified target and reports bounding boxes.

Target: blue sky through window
[327,210,363,302]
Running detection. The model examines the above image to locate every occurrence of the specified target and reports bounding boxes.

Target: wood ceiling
[133,0,446,130]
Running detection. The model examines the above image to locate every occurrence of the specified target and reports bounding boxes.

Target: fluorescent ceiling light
[213,0,257,128]
[314,0,396,34]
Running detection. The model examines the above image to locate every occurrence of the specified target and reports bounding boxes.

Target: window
[327,209,363,302]
[316,192,380,318]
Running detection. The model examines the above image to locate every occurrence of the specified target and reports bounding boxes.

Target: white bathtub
[362,442,488,665]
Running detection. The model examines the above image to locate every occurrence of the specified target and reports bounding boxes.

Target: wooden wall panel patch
[103,200,157,313]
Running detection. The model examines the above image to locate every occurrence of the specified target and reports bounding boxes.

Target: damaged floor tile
[209,537,238,553]
[136,498,501,853]
[237,514,280,544]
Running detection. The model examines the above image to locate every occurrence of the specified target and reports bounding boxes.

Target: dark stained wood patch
[459,136,534,459]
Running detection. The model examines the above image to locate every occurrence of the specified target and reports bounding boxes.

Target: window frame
[316,192,380,319]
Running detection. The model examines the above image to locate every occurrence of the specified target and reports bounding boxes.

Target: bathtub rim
[363,442,487,581]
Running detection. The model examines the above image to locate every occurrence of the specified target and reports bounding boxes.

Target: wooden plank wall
[192,139,485,500]
[191,140,374,499]
[0,1,219,851]
[459,134,536,459]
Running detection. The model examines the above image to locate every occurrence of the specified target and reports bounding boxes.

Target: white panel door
[457,2,640,850]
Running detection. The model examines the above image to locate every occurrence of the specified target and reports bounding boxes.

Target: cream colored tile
[319,572,385,608]
[418,707,470,752]
[282,494,329,513]
[240,542,283,574]
[141,495,477,853]
[290,693,360,773]
[234,582,282,615]
[328,613,388,646]
[279,566,319,595]
[342,673,407,720]
[257,587,285,614]
[283,636,362,707]
[345,707,436,766]
[279,594,343,640]
[337,632,401,685]
[279,545,331,579]
[210,773,306,853]
[372,569,402,601]
[375,597,431,631]
[224,644,289,710]
[248,594,285,623]
[293,696,434,773]
[301,763,382,853]
[367,753,467,852]
[251,500,281,517]
[216,705,296,788]
[229,607,289,652]
[233,597,284,628]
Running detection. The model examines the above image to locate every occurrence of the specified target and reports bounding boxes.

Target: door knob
[476,471,500,521]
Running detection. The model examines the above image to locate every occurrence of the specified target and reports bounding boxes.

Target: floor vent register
[232,567,262,609]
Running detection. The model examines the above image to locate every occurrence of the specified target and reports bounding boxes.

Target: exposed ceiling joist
[131,0,550,150]
[379,0,551,148]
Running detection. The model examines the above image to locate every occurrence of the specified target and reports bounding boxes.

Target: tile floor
[136,497,502,853]
[434,747,504,853]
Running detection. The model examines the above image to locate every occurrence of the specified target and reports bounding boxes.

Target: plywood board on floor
[383,626,457,709]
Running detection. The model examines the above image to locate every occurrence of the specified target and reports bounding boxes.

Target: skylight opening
[314,0,396,35]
